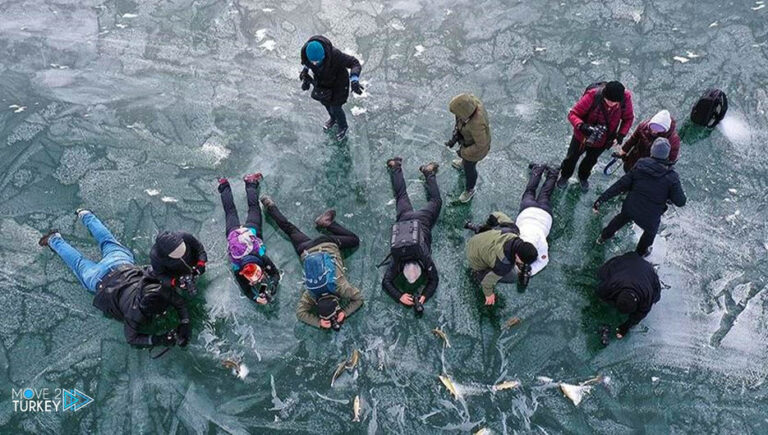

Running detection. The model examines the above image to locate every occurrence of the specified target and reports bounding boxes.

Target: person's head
[155,231,186,259]
[449,93,478,122]
[305,40,325,66]
[512,239,538,268]
[317,294,341,328]
[651,137,671,161]
[649,109,672,134]
[603,81,625,108]
[616,288,639,314]
[403,261,422,284]
[239,262,265,286]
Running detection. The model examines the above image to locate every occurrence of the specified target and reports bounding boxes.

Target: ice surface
[1,0,767,433]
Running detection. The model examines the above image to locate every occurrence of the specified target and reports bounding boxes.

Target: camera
[178,274,198,295]
[517,263,532,288]
[464,221,481,234]
[584,124,607,147]
[330,317,341,331]
[445,128,463,148]
[413,296,424,317]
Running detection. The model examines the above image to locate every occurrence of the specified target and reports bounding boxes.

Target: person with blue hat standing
[300,35,363,141]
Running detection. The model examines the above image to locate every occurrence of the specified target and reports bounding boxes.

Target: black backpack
[390,219,429,263]
[690,88,728,128]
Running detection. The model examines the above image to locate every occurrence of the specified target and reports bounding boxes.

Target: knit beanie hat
[616,289,639,314]
[305,41,325,63]
[603,81,625,103]
[155,231,186,259]
[649,110,672,133]
[317,294,340,319]
[651,137,671,160]
[511,238,538,264]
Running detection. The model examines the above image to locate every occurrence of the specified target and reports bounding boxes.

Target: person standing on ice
[299,35,364,142]
[557,81,634,192]
[445,93,491,203]
[617,109,681,172]
[38,210,192,348]
[593,138,687,257]
[596,251,661,339]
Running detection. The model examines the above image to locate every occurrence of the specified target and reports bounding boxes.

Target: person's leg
[559,136,584,181]
[636,228,657,255]
[519,167,544,212]
[577,146,607,181]
[389,167,414,221]
[331,105,348,131]
[600,212,633,241]
[48,235,100,293]
[420,173,443,227]
[324,104,335,121]
[463,159,478,191]
[264,203,312,254]
[324,221,360,249]
[535,168,559,214]
[218,182,241,235]
[244,181,263,237]
[81,212,135,264]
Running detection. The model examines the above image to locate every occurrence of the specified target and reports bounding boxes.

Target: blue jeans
[49,212,135,293]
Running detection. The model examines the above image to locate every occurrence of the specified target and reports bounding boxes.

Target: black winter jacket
[596,252,661,334]
[92,265,190,347]
[301,35,362,106]
[598,157,687,231]
[234,254,280,300]
[149,232,207,288]
[382,257,439,302]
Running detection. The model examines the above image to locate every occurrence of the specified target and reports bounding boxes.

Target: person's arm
[296,292,321,328]
[668,133,681,162]
[622,125,641,153]
[669,176,687,207]
[618,305,651,336]
[261,255,280,278]
[167,288,190,323]
[480,256,514,296]
[150,267,176,288]
[381,262,403,302]
[618,92,635,136]
[568,92,594,129]
[339,281,364,318]
[181,232,207,264]
[337,51,362,80]
[463,121,490,151]
[421,259,439,301]
[123,321,153,347]
[597,172,633,203]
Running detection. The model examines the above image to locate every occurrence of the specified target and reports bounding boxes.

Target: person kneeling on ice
[617,109,681,173]
[39,210,192,348]
[218,173,281,304]
[593,138,687,257]
[261,196,363,330]
[381,158,442,316]
[299,35,364,142]
[149,230,207,293]
[465,212,539,305]
[596,252,661,339]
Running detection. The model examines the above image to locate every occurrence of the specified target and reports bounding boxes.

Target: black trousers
[323,104,348,130]
[601,211,657,255]
[559,135,608,181]
[266,204,360,255]
[519,166,557,215]
[390,166,442,229]
[219,181,263,237]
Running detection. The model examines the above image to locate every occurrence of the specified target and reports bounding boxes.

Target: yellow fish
[345,349,360,370]
[222,358,240,376]
[331,360,346,387]
[352,395,361,422]
[432,328,451,348]
[438,375,461,399]
[492,380,520,391]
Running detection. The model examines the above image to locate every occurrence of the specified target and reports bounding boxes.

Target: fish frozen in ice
[432,328,451,348]
[504,317,521,328]
[352,395,361,422]
[492,380,520,391]
[438,375,461,400]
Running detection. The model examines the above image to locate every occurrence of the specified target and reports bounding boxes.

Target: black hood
[634,157,673,178]
[153,231,183,257]
[301,35,334,66]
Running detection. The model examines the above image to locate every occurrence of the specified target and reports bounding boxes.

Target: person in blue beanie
[300,35,363,141]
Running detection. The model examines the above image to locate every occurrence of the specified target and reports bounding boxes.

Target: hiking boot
[323,118,337,132]
[546,165,561,177]
[386,157,403,170]
[38,229,60,247]
[243,173,263,184]
[419,162,439,177]
[579,179,590,193]
[596,236,605,245]
[335,127,348,141]
[556,177,568,189]
[75,208,91,219]
[529,163,545,175]
[458,189,475,203]
[451,159,463,170]
[260,195,275,209]
[315,209,336,228]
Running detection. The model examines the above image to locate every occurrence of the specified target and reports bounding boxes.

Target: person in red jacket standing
[557,81,634,192]
[618,109,680,172]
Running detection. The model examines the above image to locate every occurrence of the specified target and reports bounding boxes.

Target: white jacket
[515,207,552,276]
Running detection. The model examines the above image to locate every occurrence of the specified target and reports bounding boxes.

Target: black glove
[152,333,176,347]
[176,323,191,347]
[616,134,625,145]
[301,80,310,91]
[351,80,364,95]
[300,70,311,91]
[592,200,601,211]
[579,123,593,134]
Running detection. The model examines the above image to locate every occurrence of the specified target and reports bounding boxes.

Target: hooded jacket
[597,252,661,334]
[568,88,635,149]
[622,118,681,171]
[233,254,280,300]
[449,94,491,162]
[149,232,207,288]
[515,207,551,276]
[597,157,687,232]
[466,212,522,296]
[295,242,364,328]
[92,265,189,347]
[301,35,362,106]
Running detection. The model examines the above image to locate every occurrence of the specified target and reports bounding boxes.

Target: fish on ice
[352,395,361,422]
[438,375,461,400]
[432,328,451,348]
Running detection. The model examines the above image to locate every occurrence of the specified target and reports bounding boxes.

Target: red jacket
[622,118,681,171]
[568,88,634,149]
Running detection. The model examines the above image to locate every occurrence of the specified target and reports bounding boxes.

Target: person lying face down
[381,158,442,316]
[465,212,539,305]
[148,230,208,290]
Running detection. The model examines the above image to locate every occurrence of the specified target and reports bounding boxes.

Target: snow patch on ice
[414,45,425,57]
[122,13,138,18]
[350,106,367,116]
[145,188,161,196]
[161,196,179,203]
[260,40,276,51]
[201,139,231,166]
[673,56,689,63]
[255,29,267,42]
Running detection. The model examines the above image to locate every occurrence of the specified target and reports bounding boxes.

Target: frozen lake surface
[1,0,767,433]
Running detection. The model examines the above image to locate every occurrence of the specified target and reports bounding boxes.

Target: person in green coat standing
[445,93,491,203]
